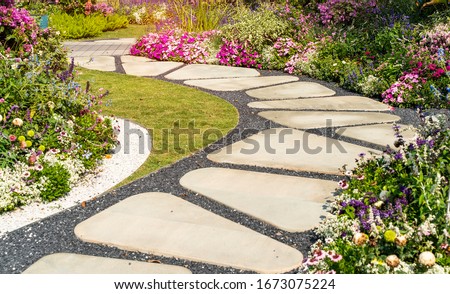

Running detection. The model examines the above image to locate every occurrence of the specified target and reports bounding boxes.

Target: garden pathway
[24,40,415,274]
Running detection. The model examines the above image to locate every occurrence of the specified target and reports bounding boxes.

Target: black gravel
[0,64,424,274]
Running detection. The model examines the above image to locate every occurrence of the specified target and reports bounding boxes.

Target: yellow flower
[25,140,32,147]
[18,136,26,142]
[27,130,35,137]
[384,230,397,243]
[38,145,45,152]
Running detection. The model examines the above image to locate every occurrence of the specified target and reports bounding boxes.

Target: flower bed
[300,116,450,274]
[0,1,117,212]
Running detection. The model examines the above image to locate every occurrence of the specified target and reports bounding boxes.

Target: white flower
[12,118,23,126]
[419,251,436,267]
[0,114,2,121]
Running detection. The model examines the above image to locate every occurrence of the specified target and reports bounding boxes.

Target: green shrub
[49,12,128,39]
[220,5,290,52]
[50,13,105,38]
[169,0,231,32]
[103,13,129,31]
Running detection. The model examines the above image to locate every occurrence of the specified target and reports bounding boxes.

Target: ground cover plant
[0,0,117,211]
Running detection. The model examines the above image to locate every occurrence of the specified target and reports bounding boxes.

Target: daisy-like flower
[305,257,319,266]
[35,164,43,171]
[60,131,67,137]
[314,250,327,261]
[345,170,353,177]
[22,171,31,178]
[327,251,343,262]
[326,270,336,274]
[49,148,59,154]
[325,237,333,244]
[357,174,365,180]
[338,180,349,190]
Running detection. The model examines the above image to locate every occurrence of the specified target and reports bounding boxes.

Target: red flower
[428,64,437,71]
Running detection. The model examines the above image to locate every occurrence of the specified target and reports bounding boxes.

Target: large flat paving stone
[338,124,417,147]
[75,192,303,273]
[207,128,379,175]
[121,55,155,63]
[246,82,335,100]
[23,253,191,274]
[184,76,298,91]
[180,168,335,232]
[258,111,400,129]
[165,64,260,80]
[248,96,390,111]
[73,56,116,71]
[122,61,183,77]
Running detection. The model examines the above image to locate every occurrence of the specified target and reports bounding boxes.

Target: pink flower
[338,180,349,190]
[9,135,17,142]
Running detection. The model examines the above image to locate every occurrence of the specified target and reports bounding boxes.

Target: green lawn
[72,24,153,41]
[75,68,239,186]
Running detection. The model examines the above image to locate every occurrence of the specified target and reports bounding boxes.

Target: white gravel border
[0,118,151,236]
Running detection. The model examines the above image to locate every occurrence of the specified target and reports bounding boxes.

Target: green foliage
[221,5,290,52]
[38,163,71,202]
[169,0,231,32]
[49,12,128,39]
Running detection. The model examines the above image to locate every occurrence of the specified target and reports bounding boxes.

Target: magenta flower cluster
[317,0,377,26]
[130,30,217,63]
[381,73,422,104]
[216,39,261,68]
[85,2,114,16]
[0,5,39,56]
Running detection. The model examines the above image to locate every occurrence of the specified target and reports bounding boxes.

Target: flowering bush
[302,117,450,274]
[0,5,39,57]
[216,39,261,68]
[317,0,378,26]
[85,1,114,16]
[130,30,218,63]
[0,55,117,211]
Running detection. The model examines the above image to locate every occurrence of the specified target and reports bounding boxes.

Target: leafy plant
[220,4,290,52]
[168,0,231,32]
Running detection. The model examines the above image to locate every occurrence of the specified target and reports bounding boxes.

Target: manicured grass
[72,24,154,41]
[75,68,239,186]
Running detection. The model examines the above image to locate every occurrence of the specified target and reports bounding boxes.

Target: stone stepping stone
[248,96,389,111]
[73,56,116,72]
[122,61,184,77]
[75,192,303,274]
[165,64,260,80]
[338,124,417,148]
[92,38,136,44]
[246,82,335,100]
[121,55,155,63]
[23,253,191,274]
[207,128,379,175]
[258,111,400,129]
[184,76,299,91]
[180,168,335,232]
